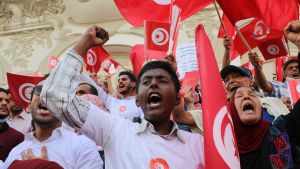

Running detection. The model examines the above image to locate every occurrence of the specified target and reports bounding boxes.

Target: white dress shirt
[40,50,205,169]
[7,111,32,134]
[4,127,103,169]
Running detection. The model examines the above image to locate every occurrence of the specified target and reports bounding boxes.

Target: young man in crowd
[0,88,24,162]
[40,26,204,168]
[4,85,103,169]
[7,94,32,134]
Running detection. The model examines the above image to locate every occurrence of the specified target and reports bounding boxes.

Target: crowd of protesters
[0,20,299,169]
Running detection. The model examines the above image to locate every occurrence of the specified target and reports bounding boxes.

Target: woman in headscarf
[230,86,300,169]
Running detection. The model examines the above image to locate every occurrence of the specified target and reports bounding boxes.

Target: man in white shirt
[40,26,205,169]
[7,93,32,134]
[4,85,103,169]
[80,70,143,121]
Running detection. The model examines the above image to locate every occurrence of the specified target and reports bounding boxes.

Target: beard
[10,105,23,115]
[32,116,60,129]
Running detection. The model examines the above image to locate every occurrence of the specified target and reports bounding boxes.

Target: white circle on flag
[296,84,300,93]
[152,28,169,46]
[252,20,270,40]
[19,83,35,103]
[153,0,171,5]
[267,45,279,55]
[87,50,97,66]
[51,60,57,67]
[101,59,112,69]
[213,106,240,168]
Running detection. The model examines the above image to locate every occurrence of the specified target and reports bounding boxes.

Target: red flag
[101,57,119,76]
[114,0,211,27]
[287,79,300,105]
[84,46,111,73]
[217,14,235,39]
[130,44,166,76]
[258,37,288,60]
[145,21,171,52]
[195,25,240,169]
[275,57,285,82]
[7,73,46,108]
[234,18,283,55]
[218,0,298,30]
[47,56,60,69]
[241,60,263,77]
[181,71,199,90]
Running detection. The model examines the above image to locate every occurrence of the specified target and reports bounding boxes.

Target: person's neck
[151,119,173,135]
[123,91,136,98]
[34,122,61,142]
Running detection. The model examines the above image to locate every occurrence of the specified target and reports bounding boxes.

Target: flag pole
[234,25,252,52]
[213,0,228,37]
[110,57,128,71]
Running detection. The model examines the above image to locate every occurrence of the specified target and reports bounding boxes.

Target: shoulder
[177,129,203,143]
[7,127,24,139]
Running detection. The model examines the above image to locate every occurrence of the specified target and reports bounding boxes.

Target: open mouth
[147,92,162,107]
[229,84,239,92]
[242,103,255,113]
[292,73,299,78]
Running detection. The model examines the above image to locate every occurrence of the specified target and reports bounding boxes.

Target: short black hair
[78,83,98,96]
[119,71,136,82]
[283,59,298,71]
[0,88,9,95]
[136,61,180,93]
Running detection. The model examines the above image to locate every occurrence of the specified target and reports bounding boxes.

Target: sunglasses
[30,85,43,101]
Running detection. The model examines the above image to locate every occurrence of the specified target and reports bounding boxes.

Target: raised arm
[222,36,232,68]
[249,52,273,94]
[40,26,109,128]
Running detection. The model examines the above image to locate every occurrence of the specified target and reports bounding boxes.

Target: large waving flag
[7,73,46,108]
[195,25,240,169]
[217,0,298,30]
[114,0,211,27]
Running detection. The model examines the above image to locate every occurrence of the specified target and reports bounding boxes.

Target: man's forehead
[0,91,9,98]
[142,68,170,78]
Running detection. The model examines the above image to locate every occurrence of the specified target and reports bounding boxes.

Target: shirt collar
[136,118,186,143]
[25,127,65,142]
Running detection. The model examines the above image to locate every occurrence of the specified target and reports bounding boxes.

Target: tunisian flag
[47,56,60,69]
[258,37,288,60]
[234,18,283,55]
[195,25,240,169]
[130,44,166,77]
[7,73,46,108]
[84,46,118,75]
[287,79,300,105]
[145,21,171,52]
[114,0,211,27]
[217,0,298,30]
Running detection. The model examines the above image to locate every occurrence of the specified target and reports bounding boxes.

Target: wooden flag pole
[234,25,252,52]
[110,57,128,71]
[213,0,228,37]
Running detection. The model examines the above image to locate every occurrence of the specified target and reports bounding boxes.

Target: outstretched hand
[73,26,109,57]
[284,21,300,50]
[248,52,261,68]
